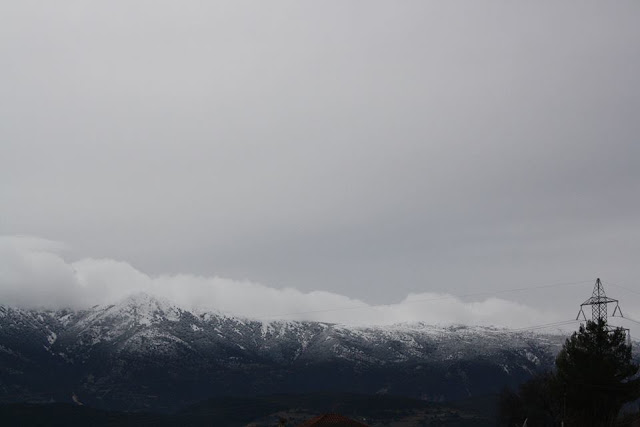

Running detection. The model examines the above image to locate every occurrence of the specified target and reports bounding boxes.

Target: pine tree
[555,319,640,426]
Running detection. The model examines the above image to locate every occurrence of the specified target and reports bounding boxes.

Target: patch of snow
[524,350,540,365]
[58,313,74,326]
[119,328,193,356]
[47,331,57,345]
[260,322,272,337]
[72,393,83,406]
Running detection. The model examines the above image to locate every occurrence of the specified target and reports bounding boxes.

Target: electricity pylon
[576,278,623,323]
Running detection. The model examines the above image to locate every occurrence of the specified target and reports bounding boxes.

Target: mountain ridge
[0,292,567,412]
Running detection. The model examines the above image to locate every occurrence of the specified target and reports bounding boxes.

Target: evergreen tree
[498,372,561,426]
[555,319,640,426]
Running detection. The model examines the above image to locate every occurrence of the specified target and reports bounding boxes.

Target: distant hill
[0,293,565,413]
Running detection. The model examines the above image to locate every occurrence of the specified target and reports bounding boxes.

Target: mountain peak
[116,291,174,308]
[74,292,184,328]
[116,291,182,324]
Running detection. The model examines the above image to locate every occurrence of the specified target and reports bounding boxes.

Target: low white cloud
[0,235,77,308]
[0,235,559,328]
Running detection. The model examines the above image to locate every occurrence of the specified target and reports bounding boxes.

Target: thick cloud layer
[1,3,639,334]
[1,2,640,310]
[1,235,559,328]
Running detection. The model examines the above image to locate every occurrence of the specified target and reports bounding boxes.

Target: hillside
[0,293,565,412]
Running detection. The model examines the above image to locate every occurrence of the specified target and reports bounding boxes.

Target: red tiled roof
[297,413,369,427]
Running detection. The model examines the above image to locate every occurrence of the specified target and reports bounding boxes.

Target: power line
[508,319,580,333]
[619,316,640,326]
[608,282,640,297]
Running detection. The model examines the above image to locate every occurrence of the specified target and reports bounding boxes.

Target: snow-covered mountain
[0,293,566,411]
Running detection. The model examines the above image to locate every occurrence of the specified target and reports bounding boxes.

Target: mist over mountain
[0,235,567,329]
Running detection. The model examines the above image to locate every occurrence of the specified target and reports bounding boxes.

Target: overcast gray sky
[1,2,640,328]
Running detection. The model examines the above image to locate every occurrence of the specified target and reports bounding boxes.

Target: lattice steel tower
[576,278,623,322]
